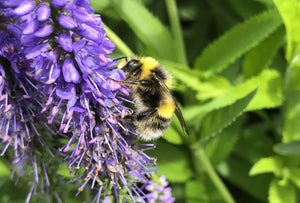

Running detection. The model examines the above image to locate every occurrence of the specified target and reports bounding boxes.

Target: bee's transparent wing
[153,74,189,135]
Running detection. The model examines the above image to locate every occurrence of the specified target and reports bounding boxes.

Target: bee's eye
[127,59,140,68]
[123,59,141,75]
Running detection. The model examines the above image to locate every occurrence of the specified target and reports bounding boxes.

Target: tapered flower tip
[72,8,92,23]
[34,24,53,37]
[58,32,73,52]
[13,0,35,15]
[0,0,22,7]
[77,24,103,41]
[25,43,49,59]
[62,58,81,84]
[73,0,94,13]
[23,20,39,35]
[51,0,66,8]
[36,3,51,21]
[58,14,77,29]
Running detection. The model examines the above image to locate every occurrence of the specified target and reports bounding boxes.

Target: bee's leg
[118,109,156,123]
[138,80,154,86]
[107,77,155,87]
[122,114,136,122]
[107,77,139,86]
[116,79,154,87]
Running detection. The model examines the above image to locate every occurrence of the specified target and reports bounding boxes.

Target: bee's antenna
[113,56,128,62]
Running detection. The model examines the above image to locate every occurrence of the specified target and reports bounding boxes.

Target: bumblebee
[110,57,189,140]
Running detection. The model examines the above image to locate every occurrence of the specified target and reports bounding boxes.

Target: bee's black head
[122,59,142,76]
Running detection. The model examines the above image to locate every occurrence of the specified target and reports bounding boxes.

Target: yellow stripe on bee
[157,101,175,119]
[140,57,159,79]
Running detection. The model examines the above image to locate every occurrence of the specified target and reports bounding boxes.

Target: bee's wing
[153,74,189,135]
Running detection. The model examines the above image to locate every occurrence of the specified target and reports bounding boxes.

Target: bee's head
[119,58,142,77]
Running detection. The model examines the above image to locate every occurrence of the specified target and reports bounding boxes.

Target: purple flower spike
[0,0,158,202]
[62,58,81,84]
[58,15,77,29]
[36,3,51,21]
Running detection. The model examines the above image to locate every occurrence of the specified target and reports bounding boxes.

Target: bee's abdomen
[138,117,172,141]
[151,116,172,130]
[156,101,175,119]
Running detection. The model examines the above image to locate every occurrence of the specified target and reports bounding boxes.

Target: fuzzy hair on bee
[109,56,189,141]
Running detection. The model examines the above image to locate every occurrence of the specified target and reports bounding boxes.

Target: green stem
[165,0,188,66]
[194,148,236,203]
[103,23,135,57]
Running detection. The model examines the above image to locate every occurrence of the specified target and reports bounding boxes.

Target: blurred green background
[3,0,300,202]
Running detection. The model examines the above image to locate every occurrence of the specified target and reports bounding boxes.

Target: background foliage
[2,0,300,202]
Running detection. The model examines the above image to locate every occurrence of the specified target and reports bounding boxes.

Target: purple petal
[25,43,49,59]
[72,8,91,23]
[101,37,116,55]
[77,23,102,41]
[0,0,23,7]
[36,4,51,21]
[107,69,125,91]
[73,0,94,13]
[51,0,66,8]
[72,40,85,53]
[159,175,169,187]
[34,24,53,37]
[49,63,61,81]
[58,32,73,52]
[56,83,76,100]
[20,34,40,46]
[13,0,35,15]
[62,58,81,84]
[23,20,39,34]
[58,15,77,29]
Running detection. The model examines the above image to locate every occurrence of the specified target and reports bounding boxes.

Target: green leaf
[200,88,257,139]
[287,168,300,187]
[283,91,300,142]
[285,62,300,92]
[185,69,281,128]
[273,0,300,61]
[57,163,77,179]
[147,140,192,182]
[165,0,187,65]
[194,9,282,76]
[161,60,231,101]
[242,25,285,78]
[229,0,266,19]
[246,69,283,111]
[185,180,208,203]
[111,0,176,61]
[249,156,283,176]
[0,159,10,177]
[218,156,270,201]
[269,179,296,203]
[274,140,300,155]
[185,79,258,123]
[163,126,183,145]
[204,118,241,166]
